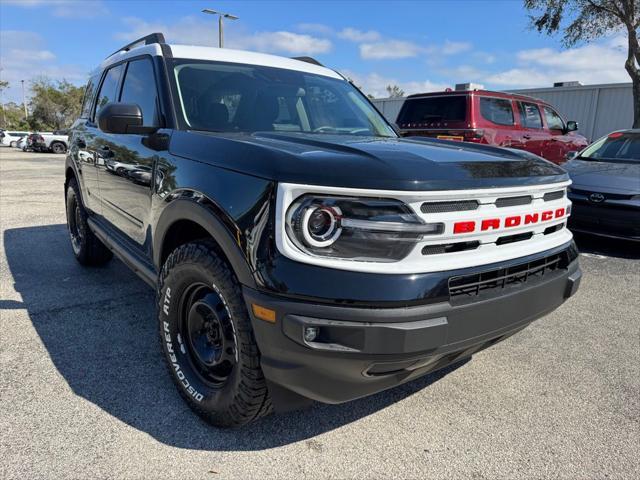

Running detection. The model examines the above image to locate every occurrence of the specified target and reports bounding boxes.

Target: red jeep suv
[396,89,589,164]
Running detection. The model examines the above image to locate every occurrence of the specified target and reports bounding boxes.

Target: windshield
[171,60,395,137]
[578,132,640,163]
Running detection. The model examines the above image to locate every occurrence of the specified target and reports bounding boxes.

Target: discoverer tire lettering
[157,239,272,427]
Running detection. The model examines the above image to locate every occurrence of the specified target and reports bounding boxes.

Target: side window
[94,63,124,120]
[80,74,100,119]
[120,58,159,127]
[543,106,565,131]
[479,97,514,126]
[518,102,543,129]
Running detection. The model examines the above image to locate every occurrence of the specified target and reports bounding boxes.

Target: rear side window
[543,106,565,131]
[518,102,542,129]
[80,74,100,119]
[120,58,159,127]
[397,96,467,125]
[479,97,514,126]
[94,63,124,120]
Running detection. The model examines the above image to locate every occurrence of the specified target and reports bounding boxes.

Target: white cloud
[360,40,423,60]
[295,23,334,35]
[2,0,108,18]
[473,51,497,64]
[0,31,87,103]
[358,37,474,61]
[441,41,472,55]
[116,16,332,55]
[341,70,448,98]
[486,37,629,87]
[437,65,487,81]
[233,31,332,55]
[338,28,381,42]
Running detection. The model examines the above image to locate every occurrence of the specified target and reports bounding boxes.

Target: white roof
[97,42,342,80]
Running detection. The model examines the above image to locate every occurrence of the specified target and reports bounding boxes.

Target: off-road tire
[51,141,67,154]
[157,240,272,428]
[65,178,113,266]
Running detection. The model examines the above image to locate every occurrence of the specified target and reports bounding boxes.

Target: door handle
[523,135,531,139]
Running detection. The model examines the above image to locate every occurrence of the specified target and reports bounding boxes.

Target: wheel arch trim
[153,196,257,288]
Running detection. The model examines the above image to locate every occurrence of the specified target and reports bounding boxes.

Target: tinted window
[172,61,394,137]
[579,132,640,163]
[94,64,124,120]
[519,102,543,129]
[398,96,467,126]
[80,74,100,119]
[543,106,564,131]
[480,97,514,126]
[120,58,159,127]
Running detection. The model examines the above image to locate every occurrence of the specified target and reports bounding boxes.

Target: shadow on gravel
[573,232,640,260]
[4,224,465,451]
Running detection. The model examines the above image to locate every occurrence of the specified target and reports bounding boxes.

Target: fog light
[304,326,319,342]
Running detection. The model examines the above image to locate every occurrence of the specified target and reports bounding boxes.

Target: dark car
[28,133,47,152]
[565,129,640,241]
[396,89,588,165]
[64,33,581,428]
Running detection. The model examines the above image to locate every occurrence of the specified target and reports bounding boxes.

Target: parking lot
[0,148,638,479]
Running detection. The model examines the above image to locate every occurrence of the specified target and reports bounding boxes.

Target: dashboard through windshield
[171,59,396,137]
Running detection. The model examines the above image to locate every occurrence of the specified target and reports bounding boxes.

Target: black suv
[65,33,581,427]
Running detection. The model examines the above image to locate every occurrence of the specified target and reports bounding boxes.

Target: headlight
[285,195,443,262]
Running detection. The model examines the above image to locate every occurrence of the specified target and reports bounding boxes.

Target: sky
[0,0,631,104]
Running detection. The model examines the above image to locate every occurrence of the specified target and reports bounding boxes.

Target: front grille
[496,232,533,245]
[422,241,480,255]
[421,200,479,213]
[570,189,633,201]
[448,252,568,300]
[543,190,565,202]
[544,223,565,235]
[496,195,531,208]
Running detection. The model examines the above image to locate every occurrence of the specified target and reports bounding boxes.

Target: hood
[170,131,568,191]
[564,159,640,194]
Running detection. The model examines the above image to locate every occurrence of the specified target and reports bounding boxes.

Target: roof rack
[107,32,166,59]
[291,56,324,67]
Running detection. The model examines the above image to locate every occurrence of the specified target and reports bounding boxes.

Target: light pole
[0,68,5,127]
[202,8,239,48]
[21,79,27,120]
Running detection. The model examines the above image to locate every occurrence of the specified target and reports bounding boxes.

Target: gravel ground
[1,147,639,480]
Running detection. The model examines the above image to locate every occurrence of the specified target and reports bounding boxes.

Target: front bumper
[245,246,581,406]
[568,200,640,241]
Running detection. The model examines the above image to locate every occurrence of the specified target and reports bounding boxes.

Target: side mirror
[565,151,578,161]
[566,121,578,132]
[97,103,156,135]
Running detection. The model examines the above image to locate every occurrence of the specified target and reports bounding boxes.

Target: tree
[0,102,29,130]
[28,77,85,131]
[524,0,640,127]
[385,84,405,98]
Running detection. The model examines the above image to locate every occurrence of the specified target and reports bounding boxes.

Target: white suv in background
[0,131,31,147]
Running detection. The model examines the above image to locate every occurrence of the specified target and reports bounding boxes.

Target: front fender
[153,195,258,289]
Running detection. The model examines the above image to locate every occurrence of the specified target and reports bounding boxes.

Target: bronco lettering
[454,208,566,234]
